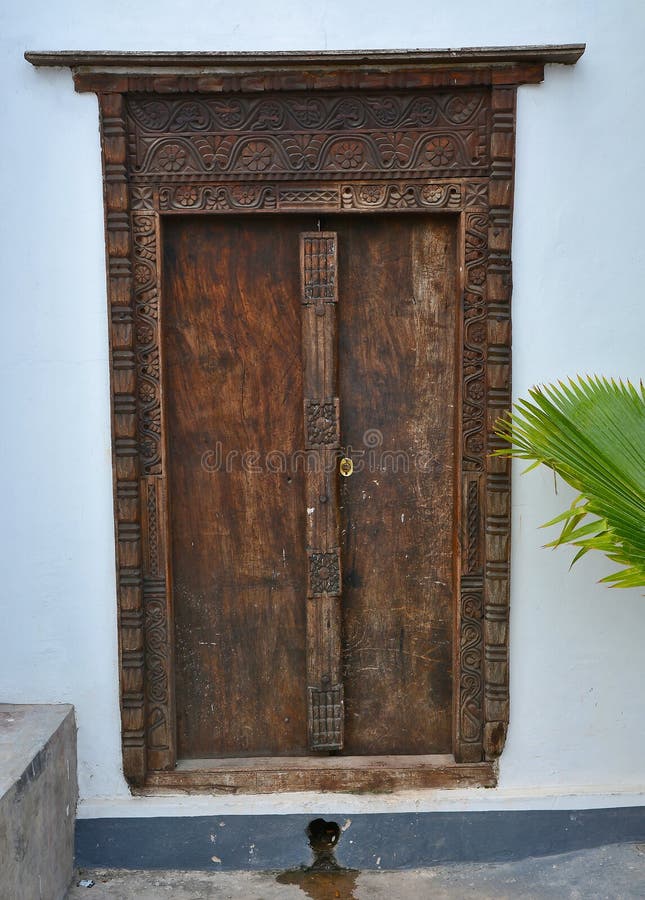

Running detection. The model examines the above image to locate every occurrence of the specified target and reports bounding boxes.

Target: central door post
[300,232,344,751]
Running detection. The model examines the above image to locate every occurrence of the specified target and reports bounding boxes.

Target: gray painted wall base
[0,704,78,900]
[76,807,645,871]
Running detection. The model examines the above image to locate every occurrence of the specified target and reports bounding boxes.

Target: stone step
[0,704,77,900]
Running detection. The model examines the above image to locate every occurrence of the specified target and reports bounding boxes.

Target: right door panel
[333,214,458,754]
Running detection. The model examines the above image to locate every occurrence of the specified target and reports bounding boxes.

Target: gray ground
[67,842,645,899]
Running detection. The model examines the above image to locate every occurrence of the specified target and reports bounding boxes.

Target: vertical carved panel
[483,87,515,759]
[130,175,175,771]
[465,475,482,574]
[141,476,175,770]
[100,92,146,784]
[301,233,338,304]
[455,199,489,763]
[309,684,344,750]
[301,232,344,751]
[132,209,162,475]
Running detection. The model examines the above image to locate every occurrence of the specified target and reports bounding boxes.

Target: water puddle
[276,818,358,899]
[276,868,358,899]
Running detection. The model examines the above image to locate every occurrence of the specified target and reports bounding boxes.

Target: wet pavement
[67,842,645,898]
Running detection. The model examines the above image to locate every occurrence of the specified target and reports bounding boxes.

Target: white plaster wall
[1,0,644,813]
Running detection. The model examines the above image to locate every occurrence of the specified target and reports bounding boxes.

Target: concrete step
[0,704,77,900]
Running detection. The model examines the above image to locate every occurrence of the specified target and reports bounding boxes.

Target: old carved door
[162,211,457,759]
[27,46,587,788]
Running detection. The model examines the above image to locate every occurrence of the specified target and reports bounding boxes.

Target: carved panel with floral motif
[126,92,489,180]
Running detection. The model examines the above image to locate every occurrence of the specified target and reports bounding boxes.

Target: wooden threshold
[140,755,496,794]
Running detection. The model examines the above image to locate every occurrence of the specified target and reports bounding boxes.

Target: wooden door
[162,212,457,760]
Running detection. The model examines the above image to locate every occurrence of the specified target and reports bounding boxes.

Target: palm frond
[494,376,645,588]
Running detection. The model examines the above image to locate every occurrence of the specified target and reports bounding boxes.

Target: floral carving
[370,97,399,125]
[241,141,273,171]
[254,101,283,129]
[332,98,364,127]
[359,184,384,204]
[172,102,208,129]
[459,587,484,743]
[291,98,325,127]
[375,133,413,166]
[131,187,154,210]
[212,99,244,127]
[331,140,364,170]
[158,143,187,172]
[388,186,416,208]
[308,550,341,596]
[421,185,444,204]
[305,399,339,447]
[138,382,156,403]
[469,266,486,285]
[136,323,154,346]
[467,434,485,454]
[425,137,455,166]
[445,95,482,124]
[465,183,488,208]
[231,186,259,206]
[134,264,151,285]
[140,439,157,461]
[408,97,438,125]
[469,324,486,344]
[174,185,198,207]
[468,382,485,402]
[192,134,236,170]
[129,92,491,178]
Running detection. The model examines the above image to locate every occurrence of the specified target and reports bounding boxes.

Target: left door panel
[162,215,310,758]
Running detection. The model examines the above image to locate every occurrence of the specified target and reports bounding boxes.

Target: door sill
[138,755,496,794]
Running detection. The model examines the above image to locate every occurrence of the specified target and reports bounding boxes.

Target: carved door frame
[27,46,583,792]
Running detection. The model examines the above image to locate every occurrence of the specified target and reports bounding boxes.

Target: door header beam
[25,45,585,93]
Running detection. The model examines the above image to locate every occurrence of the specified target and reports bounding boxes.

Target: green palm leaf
[494,376,645,588]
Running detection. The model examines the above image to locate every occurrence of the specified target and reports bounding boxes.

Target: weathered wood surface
[25,46,585,96]
[25,45,586,68]
[333,214,457,755]
[163,215,310,757]
[143,755,496,793]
